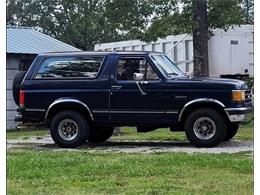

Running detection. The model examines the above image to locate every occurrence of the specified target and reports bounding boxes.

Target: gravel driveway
[7,135,253,154]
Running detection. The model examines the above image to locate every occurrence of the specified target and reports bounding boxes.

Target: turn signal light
[232,90,245,102]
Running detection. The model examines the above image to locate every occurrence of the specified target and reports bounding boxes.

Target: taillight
[19,90,25,107]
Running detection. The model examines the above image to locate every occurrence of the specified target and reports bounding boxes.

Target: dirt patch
[7,135,253,154]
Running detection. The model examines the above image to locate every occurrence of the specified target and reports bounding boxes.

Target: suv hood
[168,76,249,90]
[190,77,246,86]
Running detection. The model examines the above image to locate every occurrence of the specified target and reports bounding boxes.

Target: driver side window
[116,57,159,81]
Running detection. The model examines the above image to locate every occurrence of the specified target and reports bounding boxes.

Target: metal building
[95,25,253,78]
[7,26,80,129]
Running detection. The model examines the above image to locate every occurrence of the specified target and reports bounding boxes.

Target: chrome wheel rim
[193,117,216,140]
[58,119,78,141]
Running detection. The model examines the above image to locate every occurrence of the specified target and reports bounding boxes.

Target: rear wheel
[223,124,239,141]
[184,108,227,147]
[88,126,114,143]
[50,110,88,148]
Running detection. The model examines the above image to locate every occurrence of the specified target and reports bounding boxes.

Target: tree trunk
[192,0,209,77]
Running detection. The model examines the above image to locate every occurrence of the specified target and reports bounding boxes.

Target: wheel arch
[45,98,93,123]
[178,99,229,124]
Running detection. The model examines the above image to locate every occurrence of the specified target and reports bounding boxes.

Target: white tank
[94,25,253,78]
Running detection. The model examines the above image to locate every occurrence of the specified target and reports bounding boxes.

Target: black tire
[50,110,89,148]
[223,124,239,141]
[88,126,114,143]
[184,108,227,147]
[12,71,27,106]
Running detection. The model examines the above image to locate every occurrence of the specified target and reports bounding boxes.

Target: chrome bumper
[15,114,23,122]
[224,107,253,123]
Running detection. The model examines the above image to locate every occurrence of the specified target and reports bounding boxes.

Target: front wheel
[223,124,239,141]
[50,110,89,148]
[184,108,227,147]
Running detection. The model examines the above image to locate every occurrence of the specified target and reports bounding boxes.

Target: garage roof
[7,26,81,54]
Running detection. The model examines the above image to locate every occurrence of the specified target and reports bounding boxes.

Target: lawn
[7,121,253,194]
[7,150,253,195]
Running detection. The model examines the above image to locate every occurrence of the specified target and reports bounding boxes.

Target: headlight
[232,90,245,102]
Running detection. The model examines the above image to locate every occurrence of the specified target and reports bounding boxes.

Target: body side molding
[45,98,94,120]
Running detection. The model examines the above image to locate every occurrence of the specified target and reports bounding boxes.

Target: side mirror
[185,72,193,77]
[133,73,144,81]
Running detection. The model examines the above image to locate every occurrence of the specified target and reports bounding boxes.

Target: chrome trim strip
[45,98,94,120]
[226,114,246,122]
[92,110,178,114]
[175,95,187,99]
[93,110,165,114]
[232,90,246,92]
[166,111,178,114]
[178,98,225,122]
[25,108,45,112]
[224,107,249,112]
[93,110,109,113]
[111,111,164,114]
[224,107,253,122]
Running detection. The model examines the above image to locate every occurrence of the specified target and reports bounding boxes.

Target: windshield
[150,54,185,78]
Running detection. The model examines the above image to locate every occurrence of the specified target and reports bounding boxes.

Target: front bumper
[224,106,253,123]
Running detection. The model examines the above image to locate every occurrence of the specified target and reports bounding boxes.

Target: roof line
[7,26,35,29]
[7,26,80,54]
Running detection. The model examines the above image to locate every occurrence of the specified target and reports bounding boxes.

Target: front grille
[245,90,253,103]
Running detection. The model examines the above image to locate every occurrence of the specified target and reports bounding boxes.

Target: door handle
[136,81,147,96]
[111,85,122,90]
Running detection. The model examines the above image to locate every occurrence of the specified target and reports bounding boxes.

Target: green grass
[7,129,49,140]
[7,121,254,194]
[7,150,253,195]
[235,120,254,141]
[7,120,253,141]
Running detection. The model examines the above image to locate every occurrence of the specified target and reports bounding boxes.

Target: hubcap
[193,117,216,140]
[58,119,79,141]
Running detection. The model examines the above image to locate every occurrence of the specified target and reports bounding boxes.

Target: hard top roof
[38,50,163,57]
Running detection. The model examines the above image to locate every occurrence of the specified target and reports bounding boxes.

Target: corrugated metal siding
[6,56,20,129]
[7,27,80,54]
[6,27,81,129]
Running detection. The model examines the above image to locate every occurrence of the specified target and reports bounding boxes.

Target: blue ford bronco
[13,51,253,148]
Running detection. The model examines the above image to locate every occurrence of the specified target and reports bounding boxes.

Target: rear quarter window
[34,56,105,79]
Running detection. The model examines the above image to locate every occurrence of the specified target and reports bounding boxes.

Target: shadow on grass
[89,140,191,147]
[39,139,252,150]
[39,140,191,150]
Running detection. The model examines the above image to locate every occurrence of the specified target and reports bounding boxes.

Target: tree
[242,0,254,24]
[7,0,125,50]
[142,0,247,77]
[192,0,209,76]
[7,0,40,27]
[7,0,178,50]
[7,0,252,75]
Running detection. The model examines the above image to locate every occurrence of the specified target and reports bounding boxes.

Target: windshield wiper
[167,72,179,76]
[167,72,190,79]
